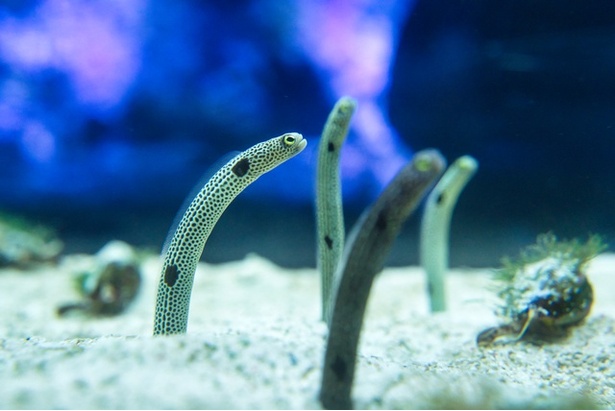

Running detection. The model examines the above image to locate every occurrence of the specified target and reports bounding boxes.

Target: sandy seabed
[0,249,613,409]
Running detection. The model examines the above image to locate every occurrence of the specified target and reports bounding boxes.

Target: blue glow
[0,0,415,208]
[21,121,55,163]
[0,0,143,114]
[293,0,415,198]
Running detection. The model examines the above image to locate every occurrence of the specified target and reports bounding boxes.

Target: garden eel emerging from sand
[154,133,307,336]
[420,155,478,312]
[316,96,357,323]
[320,149,446,410]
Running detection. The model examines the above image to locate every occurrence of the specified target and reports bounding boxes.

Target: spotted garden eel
[320,149,446,409]
[154,133,307,335]
[316,96,357,323]
[420,155,477,312]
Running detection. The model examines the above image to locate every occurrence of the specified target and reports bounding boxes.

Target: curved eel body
[154,133,307,335]
[320,150,446,409]
[420,155,478,312]
[316,96,357,323]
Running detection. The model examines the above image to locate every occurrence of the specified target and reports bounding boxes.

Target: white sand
[0,250,613,409]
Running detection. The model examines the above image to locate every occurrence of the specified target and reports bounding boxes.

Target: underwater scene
[0,0,614,409]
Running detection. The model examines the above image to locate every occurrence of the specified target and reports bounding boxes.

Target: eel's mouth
[297,137,307,151]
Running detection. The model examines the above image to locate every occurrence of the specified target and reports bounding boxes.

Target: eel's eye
[283,134,296,146]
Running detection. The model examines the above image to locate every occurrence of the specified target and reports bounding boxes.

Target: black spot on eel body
[327,142,335,152]
[164,264,179,287]
[232,158,250,177]
[324,235,333,249]
[376,210,388,231]
[331,355,347,381]
[427,281,434,298]
[436,192,445,205]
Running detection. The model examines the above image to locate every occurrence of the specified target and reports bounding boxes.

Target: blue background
[1,0,614,267]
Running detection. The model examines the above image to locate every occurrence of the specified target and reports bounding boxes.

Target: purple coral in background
[0,0,144,112]
[0,0,145,200]
[0,0,417,208]
[294,0,415,196]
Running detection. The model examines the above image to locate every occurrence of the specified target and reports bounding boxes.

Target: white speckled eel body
[154,133,307,335]
[316,97,357,323]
